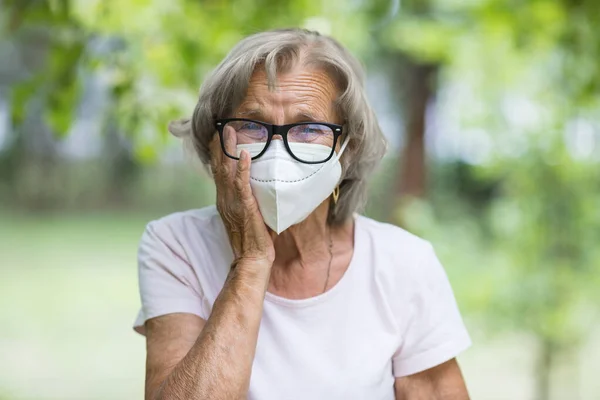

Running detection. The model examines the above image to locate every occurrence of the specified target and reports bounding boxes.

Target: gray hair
[169,28,387,225]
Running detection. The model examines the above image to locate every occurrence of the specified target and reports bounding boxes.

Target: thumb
[234,149,253,201]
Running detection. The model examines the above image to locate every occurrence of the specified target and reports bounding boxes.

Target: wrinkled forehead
[234,66,342,123]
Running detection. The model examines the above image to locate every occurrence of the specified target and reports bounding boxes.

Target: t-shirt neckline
[264,214,362,308]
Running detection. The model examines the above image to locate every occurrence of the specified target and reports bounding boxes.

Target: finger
[234,149,253,202]
[222,125,238,180]
[210,134,231,205]
[209,134,222,177]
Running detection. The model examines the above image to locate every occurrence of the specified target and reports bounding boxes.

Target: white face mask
[236,138,348,234]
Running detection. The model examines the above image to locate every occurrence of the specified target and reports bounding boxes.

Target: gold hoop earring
[332,186,340,205]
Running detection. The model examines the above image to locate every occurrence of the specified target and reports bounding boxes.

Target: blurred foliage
[373,0,600,397]
[3,0,600,138]
[1,1,600,399]
[1,0,374,151]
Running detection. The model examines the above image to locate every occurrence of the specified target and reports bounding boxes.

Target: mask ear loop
[330,135,349,206]
[334,135,350,162]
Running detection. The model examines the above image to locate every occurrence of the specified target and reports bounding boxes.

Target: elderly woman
[133,28,471,400]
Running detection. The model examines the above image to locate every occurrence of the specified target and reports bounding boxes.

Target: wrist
[226,259,272,299]
[232,256,272,278]
[235,255,273,270]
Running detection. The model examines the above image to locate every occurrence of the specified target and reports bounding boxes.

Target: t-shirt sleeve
[133,221,207,336]
[392,242,471,377]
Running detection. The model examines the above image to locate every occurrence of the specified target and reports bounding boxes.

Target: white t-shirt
[133,206,471,400]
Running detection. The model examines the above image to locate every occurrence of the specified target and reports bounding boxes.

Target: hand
[210,131,275,267]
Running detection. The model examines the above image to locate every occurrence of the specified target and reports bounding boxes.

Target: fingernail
[240,150,247,161]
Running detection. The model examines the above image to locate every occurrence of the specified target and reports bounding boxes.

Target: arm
[144,139,275,400]
[145,259,270,400]
[394,359,469,400]
[145,314,205,399]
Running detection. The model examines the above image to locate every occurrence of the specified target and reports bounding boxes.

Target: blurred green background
[1,0,599,399]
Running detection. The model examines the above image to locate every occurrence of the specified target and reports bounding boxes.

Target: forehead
[235,66,341,123]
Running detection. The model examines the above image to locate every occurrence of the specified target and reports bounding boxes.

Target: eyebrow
[295,111,322,122]
[237,109,262,118]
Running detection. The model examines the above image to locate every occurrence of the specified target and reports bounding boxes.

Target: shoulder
[134,207,224,332]
[354,217,469,355]
[356,215,433,264]
[147,205,221,233]
[143,206,223,242]
[137,205,231,295]
[140,206,227,258]
[354,215,443,298]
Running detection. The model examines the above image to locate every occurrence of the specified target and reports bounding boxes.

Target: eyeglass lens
[222,121,335,162]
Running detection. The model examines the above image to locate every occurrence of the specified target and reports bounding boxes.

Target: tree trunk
[535,339,555,400]
[397,61,438,199]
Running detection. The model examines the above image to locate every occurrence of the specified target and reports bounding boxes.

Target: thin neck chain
[323,229,333,293]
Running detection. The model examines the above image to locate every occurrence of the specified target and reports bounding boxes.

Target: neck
[268,200,354,299]
[271,200,331,266]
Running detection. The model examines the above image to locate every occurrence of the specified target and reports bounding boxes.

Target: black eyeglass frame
[215,118,344,164]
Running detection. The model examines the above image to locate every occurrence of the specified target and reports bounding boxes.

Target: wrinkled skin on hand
[209,131,276,265]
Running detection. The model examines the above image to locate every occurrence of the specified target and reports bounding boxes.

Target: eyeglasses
[215,118,344,164]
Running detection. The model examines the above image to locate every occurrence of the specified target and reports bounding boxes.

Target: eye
[233,121,268,142]
[240,122,263,131]
[299,124,326,135]
[288,124,334,145]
